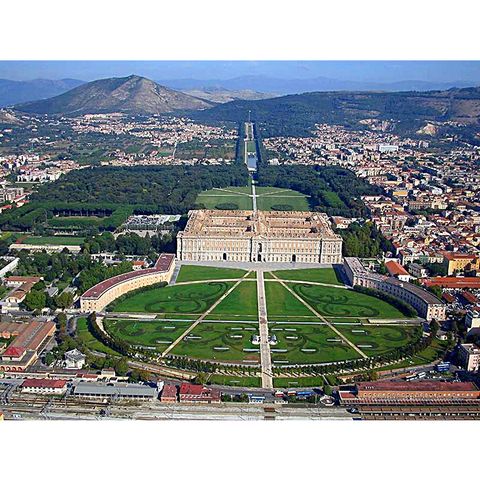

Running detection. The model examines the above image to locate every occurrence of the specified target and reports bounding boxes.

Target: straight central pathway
[257,271,273,389]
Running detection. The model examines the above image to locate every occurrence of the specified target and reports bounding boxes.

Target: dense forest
[32,164,248,208]
[256,164,382,217]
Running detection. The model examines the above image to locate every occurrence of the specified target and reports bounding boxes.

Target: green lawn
[176,265,248,283]
[171,322,260,363]
[105,319,193,353]
[256,193,310,211]
[196,192,253,210]
[270,267,343,285]
[112,281,234,314]
[291,283,408,319]
[22,235,85,246]
[274,376,324,388]
[337,325,422,357]
[76,317,118,356]
[270,324,360,364]
[208,281,258,316]
[265,281,316,317]
[209,374,261,388]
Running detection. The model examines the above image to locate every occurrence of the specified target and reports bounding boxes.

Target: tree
[430,319,440,336]
[23,290,47,311]
[55,291,74,310]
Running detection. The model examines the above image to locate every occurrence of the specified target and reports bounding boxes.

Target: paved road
[178,259,340,272]
[257,271,273,389]
[252,180,258,212]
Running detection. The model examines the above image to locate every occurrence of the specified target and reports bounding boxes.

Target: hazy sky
[1,61,480,83]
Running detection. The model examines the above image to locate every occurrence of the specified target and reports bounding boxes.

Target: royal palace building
[177,210,343,264]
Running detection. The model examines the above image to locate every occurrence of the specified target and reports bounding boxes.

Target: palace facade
[177,210,343,264]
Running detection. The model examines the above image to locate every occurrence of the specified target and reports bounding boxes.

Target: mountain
[181,87,275,103]
[193,86,480,140]
[15,75,212,115]
[161,75,478,95]
[0,78,85,107]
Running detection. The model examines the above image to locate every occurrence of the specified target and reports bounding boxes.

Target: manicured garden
[270,324,361,364]
[105,319,193,353]
[291,283,408,318]
[337,325,422,357]
[112,281,234,314]
[171,322,260,363]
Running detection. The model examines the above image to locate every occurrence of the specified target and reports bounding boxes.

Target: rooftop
[179,210,341,240]
[81,253,174,300]
[357,381,478,393]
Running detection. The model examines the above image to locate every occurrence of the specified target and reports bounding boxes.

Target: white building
[465,310,480,332]
[458,343,480,372]
[64,349,86,369]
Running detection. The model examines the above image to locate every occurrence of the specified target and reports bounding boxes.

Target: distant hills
[193,86,480,139]
[15,75,211,115]
[0,78,85,107]
[161,75,479,95]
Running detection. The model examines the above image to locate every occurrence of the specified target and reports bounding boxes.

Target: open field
[76,317,119,356]
[105,319,193,353]
[270,267,342,285]
[256,193,310,211]
[337,325,422,357]
[171,322,260,363]
[112,282,234,314]
[291,283,408,318]
[196,187,253,210]
[270,324,360,364]
[176,265,247,283]
[265,281,320,318]
[21,235,85,245]
[208,281,258,316]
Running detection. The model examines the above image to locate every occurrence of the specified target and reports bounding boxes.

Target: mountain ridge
[14,75,212,115]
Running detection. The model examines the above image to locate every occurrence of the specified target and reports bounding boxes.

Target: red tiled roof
[81,253,174,300]
[21,379,66,389]
[422,277,480,289]
[3,346,25,358]
[161,384,177,398]
[385,260,410,277]
[179,383,204,395]
[442,251,478,261]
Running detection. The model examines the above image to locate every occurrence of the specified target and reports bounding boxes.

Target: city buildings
[177,209,343,264]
